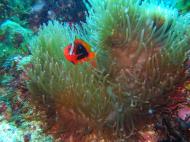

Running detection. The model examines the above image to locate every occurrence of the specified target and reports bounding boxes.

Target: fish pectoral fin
[88,52,95,59]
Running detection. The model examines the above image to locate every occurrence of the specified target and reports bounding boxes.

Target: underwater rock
[30,0,46,13]
[0,120,53,142]
[16,55,32,71]
[2,54,22,71]
[28,0,88,30]
[0,0,34,26]
[0,20,32,71]
[178,106,190,121]
[0,20,32,42]
[0,75,14,86]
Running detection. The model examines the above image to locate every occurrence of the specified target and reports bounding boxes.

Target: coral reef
[0,107,53,142]
[0,0,88,32]
[0,20,32,68]
[0,0,190,141]
[0,0,34,26]
[0,20,52,141]
[0,20,32,90]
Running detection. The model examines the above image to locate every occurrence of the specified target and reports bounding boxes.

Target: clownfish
[63,38,96,67]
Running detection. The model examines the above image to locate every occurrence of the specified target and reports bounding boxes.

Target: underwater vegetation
[27,0,190,141]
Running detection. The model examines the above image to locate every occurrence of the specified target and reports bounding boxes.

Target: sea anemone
[176,0,190,14]
[28,21,115,140]
[28,0,190,140]
[83,0,190,136]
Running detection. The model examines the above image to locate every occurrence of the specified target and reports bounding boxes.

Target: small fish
[63,38,96,67]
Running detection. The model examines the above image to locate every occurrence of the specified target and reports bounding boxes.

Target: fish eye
[78,44,83,49]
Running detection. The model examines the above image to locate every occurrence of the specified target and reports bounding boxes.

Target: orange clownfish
[63,38,96,67]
